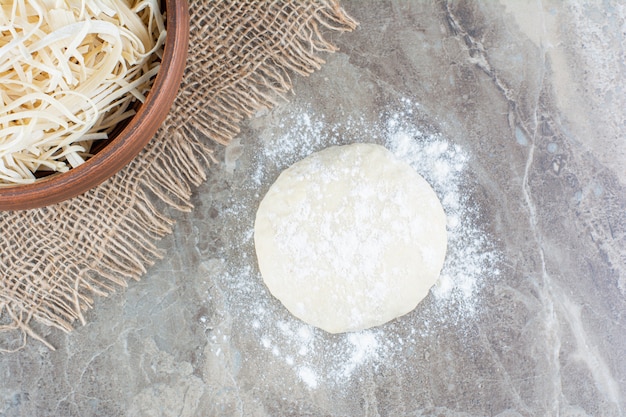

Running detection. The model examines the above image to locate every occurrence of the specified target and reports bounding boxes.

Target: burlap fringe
[185,0,359,145]
[0,0,357,352]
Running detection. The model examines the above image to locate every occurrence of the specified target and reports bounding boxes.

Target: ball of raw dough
[254,143,447,333]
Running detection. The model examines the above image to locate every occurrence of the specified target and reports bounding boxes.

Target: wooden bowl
[0,0,190,211]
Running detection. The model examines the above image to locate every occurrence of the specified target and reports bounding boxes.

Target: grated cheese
[0,0,166,185]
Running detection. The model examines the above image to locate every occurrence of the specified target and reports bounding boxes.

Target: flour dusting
[204,98,500,389]
[298,366,318,389]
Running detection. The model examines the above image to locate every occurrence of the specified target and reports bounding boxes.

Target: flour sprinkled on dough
[203,98,501,388]
[255,143,448,333]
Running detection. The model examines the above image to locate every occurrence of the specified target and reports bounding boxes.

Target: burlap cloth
[0,0,357,351]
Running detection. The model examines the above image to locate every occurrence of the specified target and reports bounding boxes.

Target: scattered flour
[209,98,500,389]
[341,331,381,378]
[297,366,318,389]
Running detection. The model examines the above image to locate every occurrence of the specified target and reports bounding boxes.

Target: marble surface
[1,1,625,416]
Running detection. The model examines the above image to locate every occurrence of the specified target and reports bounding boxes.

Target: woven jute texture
[0,0,357,351]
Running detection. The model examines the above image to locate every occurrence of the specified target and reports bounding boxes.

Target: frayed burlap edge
[0,0,357,352]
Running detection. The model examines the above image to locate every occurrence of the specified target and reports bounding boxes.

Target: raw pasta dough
[254,143,447,333]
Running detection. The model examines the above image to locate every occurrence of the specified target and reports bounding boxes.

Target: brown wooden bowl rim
[0,0,190,211]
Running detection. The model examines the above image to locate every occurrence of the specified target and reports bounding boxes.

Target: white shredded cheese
[0,0,166,185]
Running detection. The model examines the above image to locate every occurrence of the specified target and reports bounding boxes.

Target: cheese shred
[0,0,166,185]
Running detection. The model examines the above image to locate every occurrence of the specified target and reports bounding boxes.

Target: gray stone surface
[1,1,625,416]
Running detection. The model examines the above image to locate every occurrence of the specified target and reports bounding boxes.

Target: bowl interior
[0,0,190,211]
